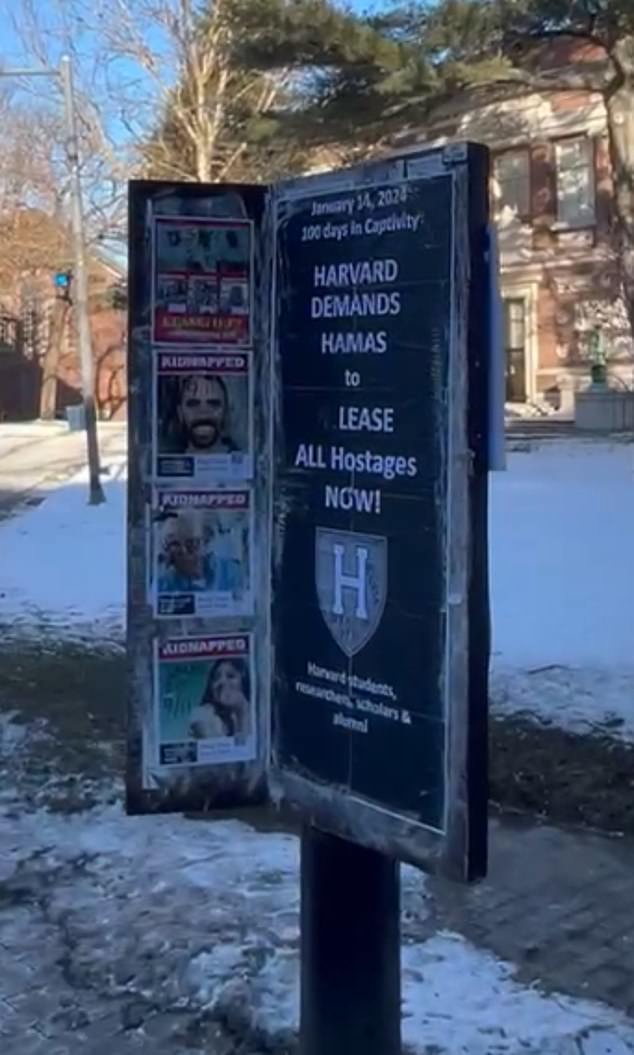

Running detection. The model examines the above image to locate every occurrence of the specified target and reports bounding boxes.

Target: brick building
[0,211,126,422]
[59,254,127,421]
[383,40,634,408]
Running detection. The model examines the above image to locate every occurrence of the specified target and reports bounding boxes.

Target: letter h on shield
[332,543,368,620]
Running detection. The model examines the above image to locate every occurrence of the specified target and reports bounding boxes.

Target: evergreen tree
[140,0,302,183]
[142,0,432,181]
[396,0,634,338]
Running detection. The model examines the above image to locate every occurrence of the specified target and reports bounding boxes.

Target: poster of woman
[154,634,256,768]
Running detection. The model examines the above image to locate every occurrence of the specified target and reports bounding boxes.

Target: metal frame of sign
[270,144,490,882]
[127,179,271,815]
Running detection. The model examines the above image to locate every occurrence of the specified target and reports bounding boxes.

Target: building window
[493,150,530,219]
[21,293,41,362]
[503,298,527,402]
[0,315,19,355]
[555,137,595,228]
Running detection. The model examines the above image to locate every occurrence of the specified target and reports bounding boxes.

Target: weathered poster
[153,488,252,618]
[274,173,452,831]
[154,634,256,768]
[153,349,252,482]
[152,216,252,345]
[273,147,490,878]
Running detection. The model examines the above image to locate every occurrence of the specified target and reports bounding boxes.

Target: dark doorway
[503,297,527,403]
[0,313,40,421]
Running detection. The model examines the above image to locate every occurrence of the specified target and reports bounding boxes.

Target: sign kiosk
[127,143,494,1054]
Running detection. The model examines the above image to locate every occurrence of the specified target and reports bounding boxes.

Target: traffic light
[54,270,73,300]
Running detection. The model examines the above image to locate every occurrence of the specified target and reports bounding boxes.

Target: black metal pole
[300,825,401,1055]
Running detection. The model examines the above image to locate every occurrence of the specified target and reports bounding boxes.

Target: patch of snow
[0,708,32,748]
[491,441,633,667]
[490,441,634,740]
[491,666,634,743]
[1,796,632,1054]
[0,709,51,758]
[185,944,245,1005]
[0,455,126,642]
[402,933,634,1054]
[505,400,553,420]
[0,709,56,811]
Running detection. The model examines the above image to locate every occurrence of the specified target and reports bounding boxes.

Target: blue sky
[0,0,57,66]
[0,0,390,66]
[0,10,24,66]
[0,0,398,140]
[0,0,400,179]
[0,0,400,253]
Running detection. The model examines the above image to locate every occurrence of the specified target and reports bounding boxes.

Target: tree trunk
[606,39,634,342]
[195,145,212,183]
[39,299,69,420]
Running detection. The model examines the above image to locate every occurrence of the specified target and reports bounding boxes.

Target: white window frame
[554,136,595,229]
[492,149,531,220]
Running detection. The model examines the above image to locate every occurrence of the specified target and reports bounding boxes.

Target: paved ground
[0,641,633,1052]
[421,818,634,1015]
[505,413,633,443]
[1,806,633,1053]
[0,421,126,519]
[0,427,632,1052]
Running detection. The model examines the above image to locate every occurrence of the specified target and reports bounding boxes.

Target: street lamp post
[59,56,104,504]
[0,56,105,505]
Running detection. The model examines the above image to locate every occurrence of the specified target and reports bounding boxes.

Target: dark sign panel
[272,147,489,879]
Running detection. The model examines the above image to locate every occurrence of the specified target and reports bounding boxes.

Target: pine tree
[142,0,433,181]
[396,0,634,338]
[139,0,300,183]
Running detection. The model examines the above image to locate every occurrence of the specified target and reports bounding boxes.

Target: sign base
[300,826,401,1055]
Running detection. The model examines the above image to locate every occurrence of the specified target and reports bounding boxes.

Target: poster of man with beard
[154,350,252,482]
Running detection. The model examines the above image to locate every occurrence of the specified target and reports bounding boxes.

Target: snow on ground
[1,790,633,1054]
[0,454,126,643]
[490,440,634,741]
[490,665,634,742]
[491,441,633,668]
[0,436,632,738]
[0,440,633,1049]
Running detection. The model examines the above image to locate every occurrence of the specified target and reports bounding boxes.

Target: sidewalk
[0,670,633,1054]
[0,420,126,519]
[421,817,634,1015]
